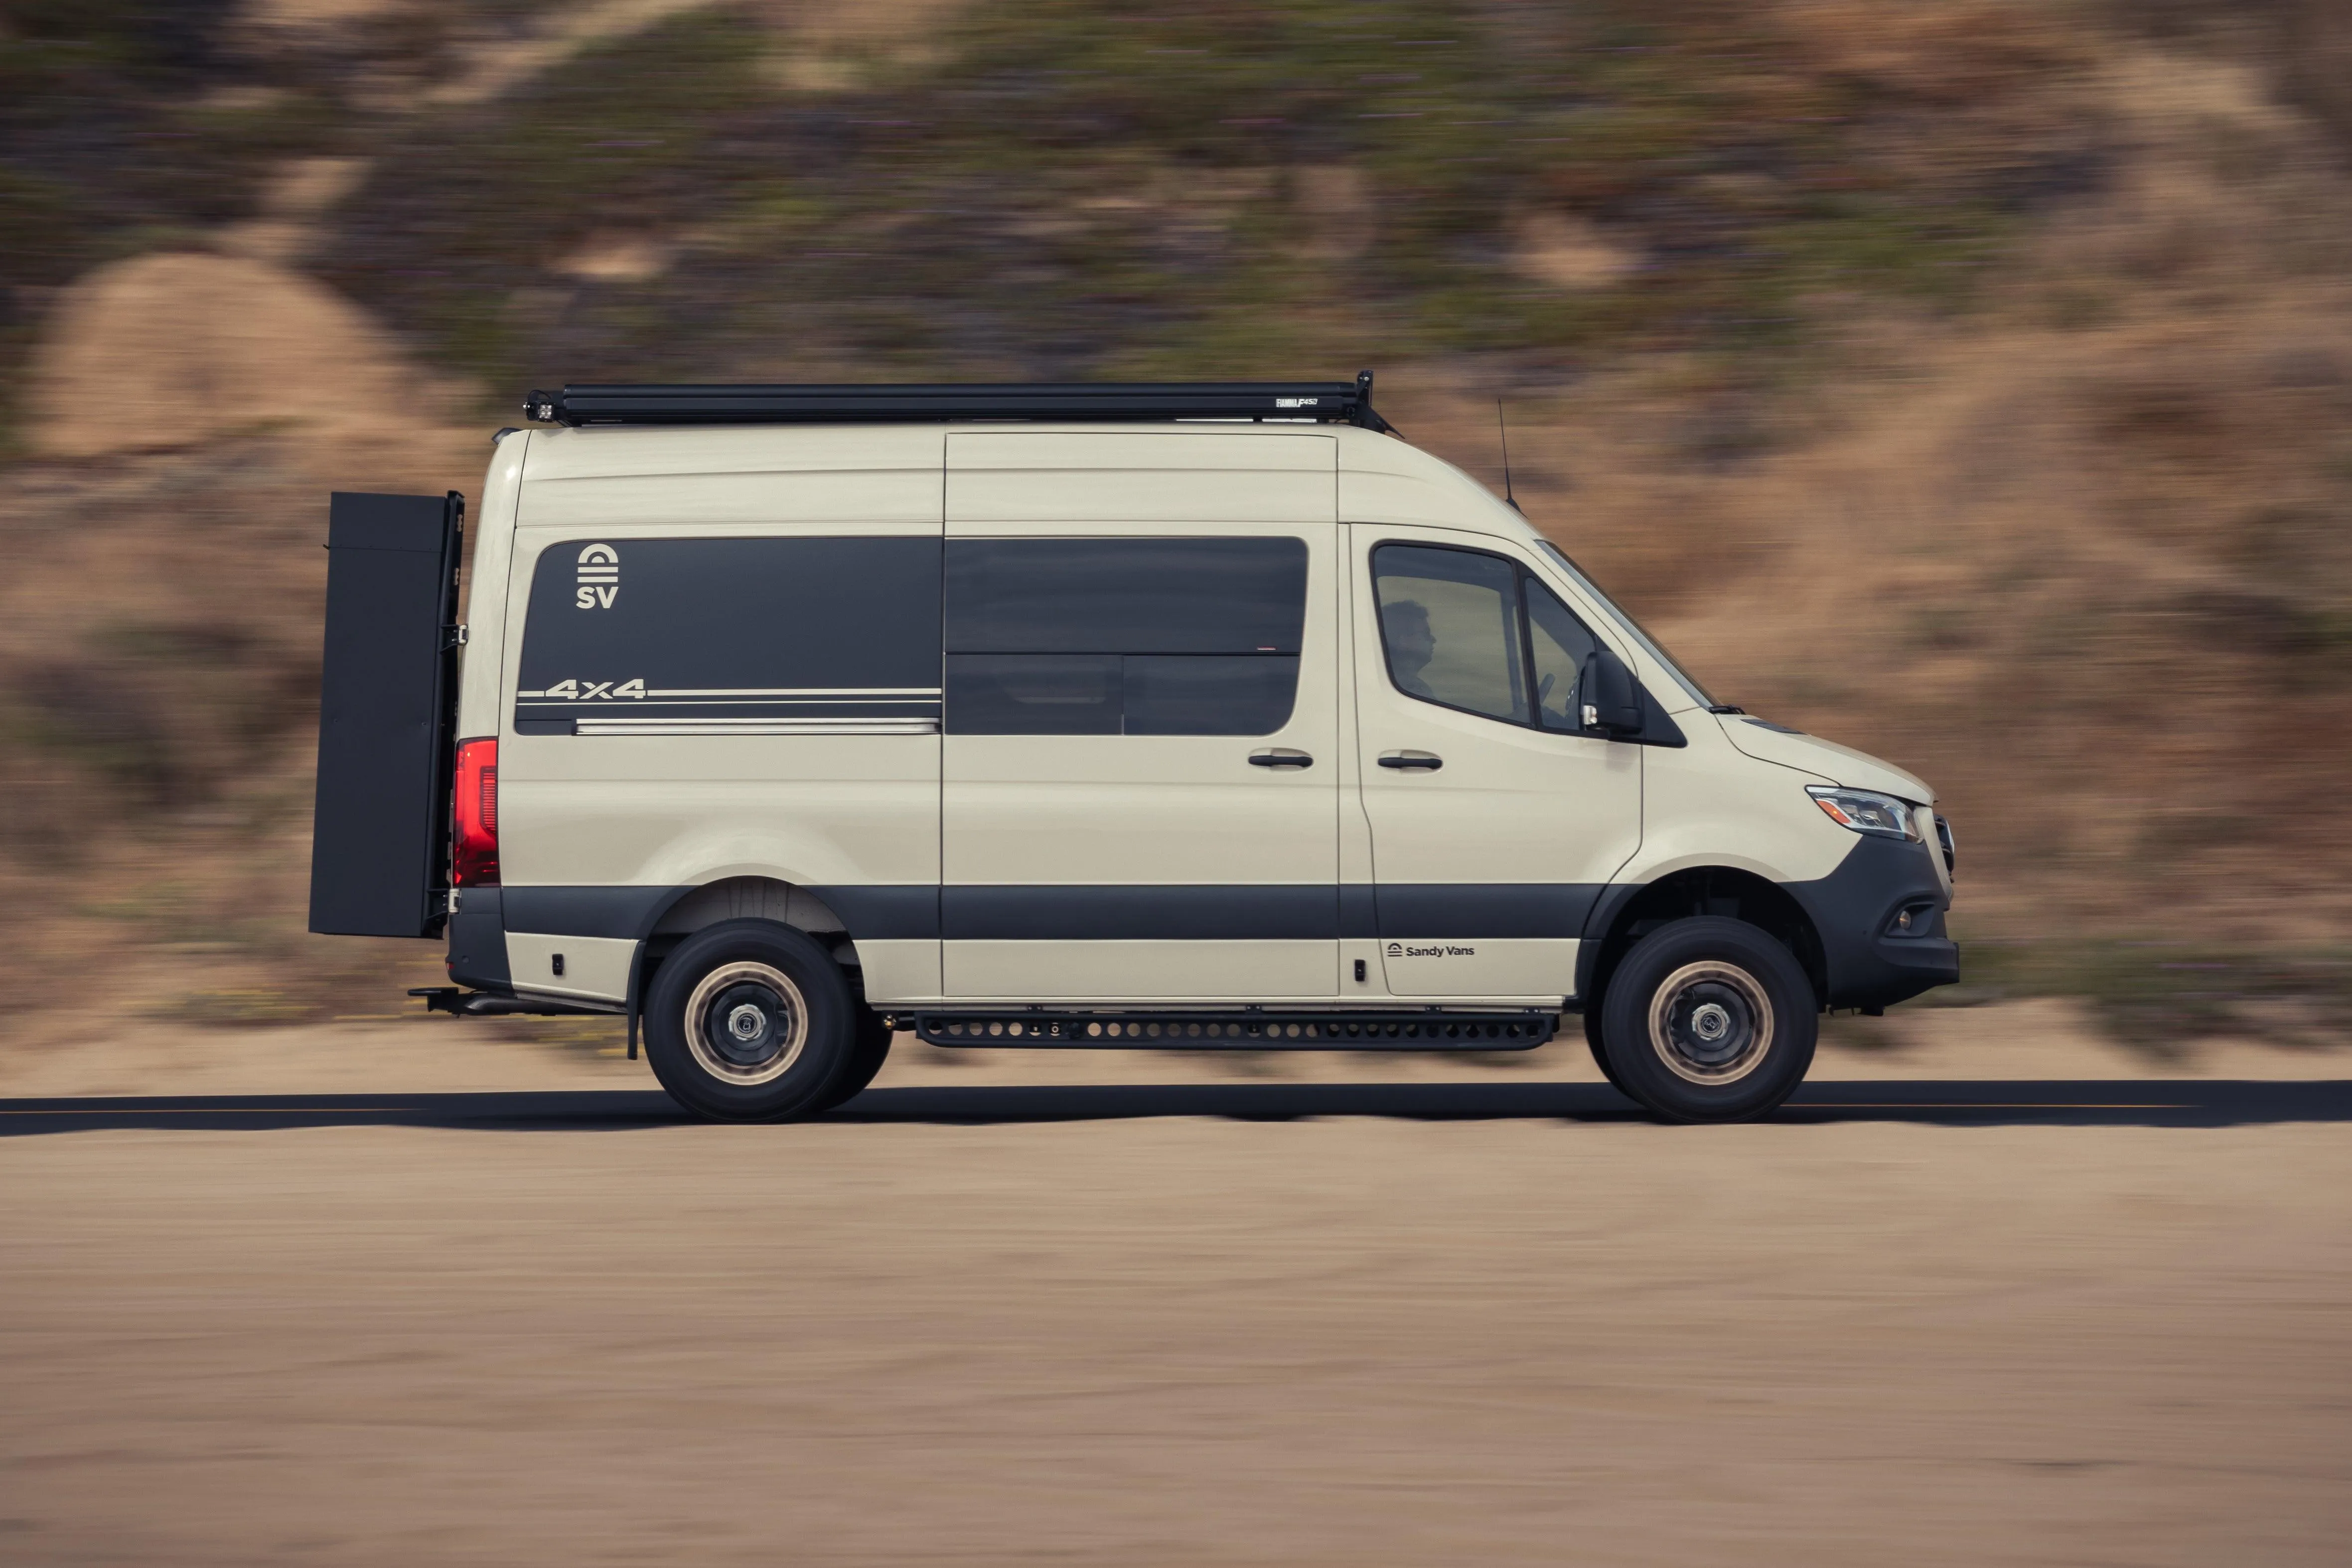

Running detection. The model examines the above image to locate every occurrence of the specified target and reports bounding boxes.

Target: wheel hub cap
[1647,961,1774,1086]
[682,962,810,1085]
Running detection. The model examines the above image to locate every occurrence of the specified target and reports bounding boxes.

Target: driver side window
[1371,546,1528,723]
[1370,543,1605,733]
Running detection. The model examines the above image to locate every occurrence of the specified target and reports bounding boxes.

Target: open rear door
[308,491,464,937]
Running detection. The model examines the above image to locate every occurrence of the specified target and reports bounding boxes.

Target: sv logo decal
[575,543,619,609]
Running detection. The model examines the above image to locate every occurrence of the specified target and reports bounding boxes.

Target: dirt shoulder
[0,1034,2346,1566]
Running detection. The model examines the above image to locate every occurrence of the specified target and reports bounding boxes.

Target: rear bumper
[1785,836,1959,1011]
[443,887,512,993]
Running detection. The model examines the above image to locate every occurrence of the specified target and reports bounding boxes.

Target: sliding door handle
[1249,748,1314,769]
[1377,750,1443,771]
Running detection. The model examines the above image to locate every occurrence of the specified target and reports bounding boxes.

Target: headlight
[1806,785,1923,842]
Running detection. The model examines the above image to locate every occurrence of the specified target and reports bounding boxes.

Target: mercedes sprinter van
[309,375,1957,1123]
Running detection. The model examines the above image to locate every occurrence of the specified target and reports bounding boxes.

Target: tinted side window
[1372,544,1612,732]
[945,538,1306,736]
[944,655,1121,735]
[947,538,1306,654]
[1371,545,1528,723]
[515,536,942,735]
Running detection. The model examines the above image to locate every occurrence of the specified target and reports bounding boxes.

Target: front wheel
[1583,1005,1631,1098]
[643,920,857,1122]
[1598,916,1817,1123]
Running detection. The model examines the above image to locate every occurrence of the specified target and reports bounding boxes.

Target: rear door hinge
[442,624,469,649]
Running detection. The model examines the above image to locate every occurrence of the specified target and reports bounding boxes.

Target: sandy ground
[2,1004,2348,1566]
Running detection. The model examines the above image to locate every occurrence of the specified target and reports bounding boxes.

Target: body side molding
[499,882,1610,944]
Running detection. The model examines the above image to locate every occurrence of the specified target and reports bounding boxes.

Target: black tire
[1583,1004,1632,1097]
[812,1009,895,1113]
[643,920,857,1122]
[1598,916,1817,1123]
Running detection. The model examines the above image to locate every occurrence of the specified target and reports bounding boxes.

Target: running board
[910,1009,1558,1049]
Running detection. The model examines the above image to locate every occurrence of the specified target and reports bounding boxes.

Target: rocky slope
[0,0,2347,1041]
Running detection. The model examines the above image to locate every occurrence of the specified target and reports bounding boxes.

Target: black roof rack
[521,372,1391,432]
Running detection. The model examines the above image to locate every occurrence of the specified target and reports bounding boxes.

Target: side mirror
[1579,647,1645,737]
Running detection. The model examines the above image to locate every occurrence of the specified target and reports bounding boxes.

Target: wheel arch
[1578,866,1826,1016]
[631,877,862,1032]
[650,876,848,940]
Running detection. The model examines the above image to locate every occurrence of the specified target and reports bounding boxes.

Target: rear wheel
[1599,916,1816,1123]
[643,920,855,1122]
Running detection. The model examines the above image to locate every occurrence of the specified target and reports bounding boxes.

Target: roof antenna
[1496,398,1523,514]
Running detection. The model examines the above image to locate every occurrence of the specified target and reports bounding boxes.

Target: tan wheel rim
[683,962,809,1086]
[1647,960,1774,1086]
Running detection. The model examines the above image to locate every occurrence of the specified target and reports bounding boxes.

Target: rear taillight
[452,737,499,887]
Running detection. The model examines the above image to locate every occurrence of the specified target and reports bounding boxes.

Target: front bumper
[1784,834,1959,1011]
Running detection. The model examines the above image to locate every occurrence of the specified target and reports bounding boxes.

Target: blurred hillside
[0,0,2349,1044]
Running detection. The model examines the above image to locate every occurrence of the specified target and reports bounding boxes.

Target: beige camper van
[310,377,1956,1123]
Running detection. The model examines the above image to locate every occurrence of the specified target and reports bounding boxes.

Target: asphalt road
[2,1076,2348,1133]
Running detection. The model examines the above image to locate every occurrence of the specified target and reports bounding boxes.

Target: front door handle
[1378,750,1444,771]
[1249,748,1314,769]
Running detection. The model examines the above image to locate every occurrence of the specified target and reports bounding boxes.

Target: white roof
[513,421,1539,543]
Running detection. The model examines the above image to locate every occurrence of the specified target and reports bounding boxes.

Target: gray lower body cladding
[1781,835,1959,1010]
[463,883,1606,945]
[445,863,1954,1013]
[444,887,511,992]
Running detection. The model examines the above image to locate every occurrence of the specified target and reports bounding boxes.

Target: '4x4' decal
[542,679,646,700]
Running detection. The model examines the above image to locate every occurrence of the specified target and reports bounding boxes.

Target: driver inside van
[1382,599,1438,700]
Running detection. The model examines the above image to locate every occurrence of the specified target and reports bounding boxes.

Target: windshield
[1534,540,1716,708]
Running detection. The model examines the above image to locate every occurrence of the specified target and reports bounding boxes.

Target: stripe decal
[516,687,942,700]
[648,687,941,699]
[515,688,944,736]
[495,884,1605,943]
[573,717,938,736]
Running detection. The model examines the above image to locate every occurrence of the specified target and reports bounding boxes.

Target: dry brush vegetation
[0,0,2348,1046]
